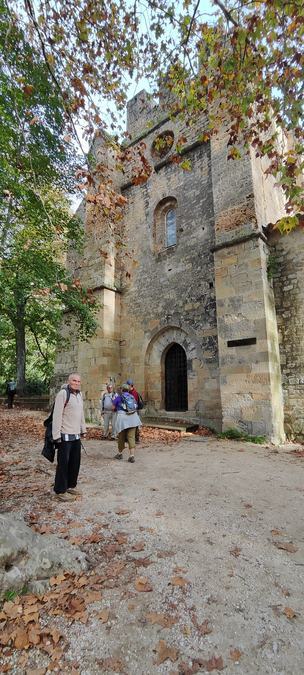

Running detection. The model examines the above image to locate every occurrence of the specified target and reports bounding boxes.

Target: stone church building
[54,90,304,443]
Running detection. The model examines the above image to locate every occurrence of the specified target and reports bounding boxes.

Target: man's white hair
[68,373,81,382]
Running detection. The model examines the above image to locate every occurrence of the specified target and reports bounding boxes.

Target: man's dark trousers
[54,439,81,494]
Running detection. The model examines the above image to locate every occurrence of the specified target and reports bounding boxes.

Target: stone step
[142,419,199,432]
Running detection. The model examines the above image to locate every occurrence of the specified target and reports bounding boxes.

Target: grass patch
[218,428,266,444]
[3,587,28,602]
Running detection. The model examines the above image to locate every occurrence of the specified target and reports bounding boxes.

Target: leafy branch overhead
[6,0,304,224]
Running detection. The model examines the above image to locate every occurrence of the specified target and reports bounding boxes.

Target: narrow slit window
[166,209,176,247]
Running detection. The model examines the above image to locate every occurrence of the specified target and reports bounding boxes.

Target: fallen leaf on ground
[98,609,110,623]
[115,509,130,515]
[97,657,125,672]
[155,511,164,516]
[283,607,297,619]
[170,575,189,587]
[145,612,178,628]
[135,576,153,592]
[83,590,103,604]
[191,614,212,635]
[230,546,241,558]
[49,573,66,586]
[130,556,153,567]
[230,648,242,661]
[23,611,39,625]
[157,550,175,558]
[115,532,128,544]
[2,601,23,619]
[132,541,145,551]
[271,529,285,536]
[14,628,30,649]
[153,639,179,665]
[200,655,224,671]
[106,561,126,577]
[274,541,298,553]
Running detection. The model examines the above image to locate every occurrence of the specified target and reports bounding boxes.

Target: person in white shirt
[52,373,86,501]
[100,383,116,439]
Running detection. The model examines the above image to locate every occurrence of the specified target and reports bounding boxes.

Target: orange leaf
[283,607,297,619]
[230,648,242,661]
[98,609,110,623]
[171,575,189,587]
[145,612,178,628]
[115,532,128,544]
[14,628,29,649]
[134,576,153,592]
[154,639,179,665]
[50,573,66,586]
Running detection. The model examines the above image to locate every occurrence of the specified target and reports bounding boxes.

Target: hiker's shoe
[55,492,76,502]
[67,487,82,496]
[114,452,123,460]
[128,455,135,463]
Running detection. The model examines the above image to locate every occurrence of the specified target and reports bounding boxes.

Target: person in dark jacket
[6,381,16,408]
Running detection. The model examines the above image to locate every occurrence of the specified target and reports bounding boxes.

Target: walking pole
[81,440,88,455]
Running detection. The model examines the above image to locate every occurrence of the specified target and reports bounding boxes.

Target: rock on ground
[0,513,87,597]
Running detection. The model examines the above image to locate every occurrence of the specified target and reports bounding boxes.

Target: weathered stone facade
[54,90,304,442]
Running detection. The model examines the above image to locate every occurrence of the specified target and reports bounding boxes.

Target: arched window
[166,209,176,247]
[165,343,188,411]
[153,197,177,252]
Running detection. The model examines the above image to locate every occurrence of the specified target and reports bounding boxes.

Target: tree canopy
[0,1,97,391]
[6,0,304,227]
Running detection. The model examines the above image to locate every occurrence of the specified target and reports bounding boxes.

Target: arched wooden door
[165,344,188,411]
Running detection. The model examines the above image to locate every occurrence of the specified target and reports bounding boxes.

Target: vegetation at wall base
[218,428,266,444]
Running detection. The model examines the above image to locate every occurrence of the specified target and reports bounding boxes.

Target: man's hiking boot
[55,492,76,502]
[114,452,123,460]
[67,487,82,496]
[128,455,135,463]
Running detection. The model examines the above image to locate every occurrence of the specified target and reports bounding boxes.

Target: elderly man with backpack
[112,383,142,463]
[52,373,87,501]
[100,383,116,439]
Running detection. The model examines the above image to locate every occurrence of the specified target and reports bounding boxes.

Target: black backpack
[137,393,144,410]
[41,386,70,462]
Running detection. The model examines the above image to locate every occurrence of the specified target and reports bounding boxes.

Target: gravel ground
[1,411,304,674]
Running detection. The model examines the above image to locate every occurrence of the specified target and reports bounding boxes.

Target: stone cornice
[211,230,268,253]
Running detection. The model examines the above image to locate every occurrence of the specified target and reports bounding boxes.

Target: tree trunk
[15,302,26,394]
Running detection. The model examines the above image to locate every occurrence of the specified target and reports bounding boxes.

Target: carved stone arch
[144,325,201,411]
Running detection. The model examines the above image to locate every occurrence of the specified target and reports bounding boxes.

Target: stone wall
[119,119,222,429]
[271,228,304,439]
[211,126,285,443]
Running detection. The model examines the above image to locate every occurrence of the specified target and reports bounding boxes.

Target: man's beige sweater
[52,387,86,440]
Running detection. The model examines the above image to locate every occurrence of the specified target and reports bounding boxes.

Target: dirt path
[0,409,304,674]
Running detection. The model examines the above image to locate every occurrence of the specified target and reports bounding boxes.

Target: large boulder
[0,513,87,597]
